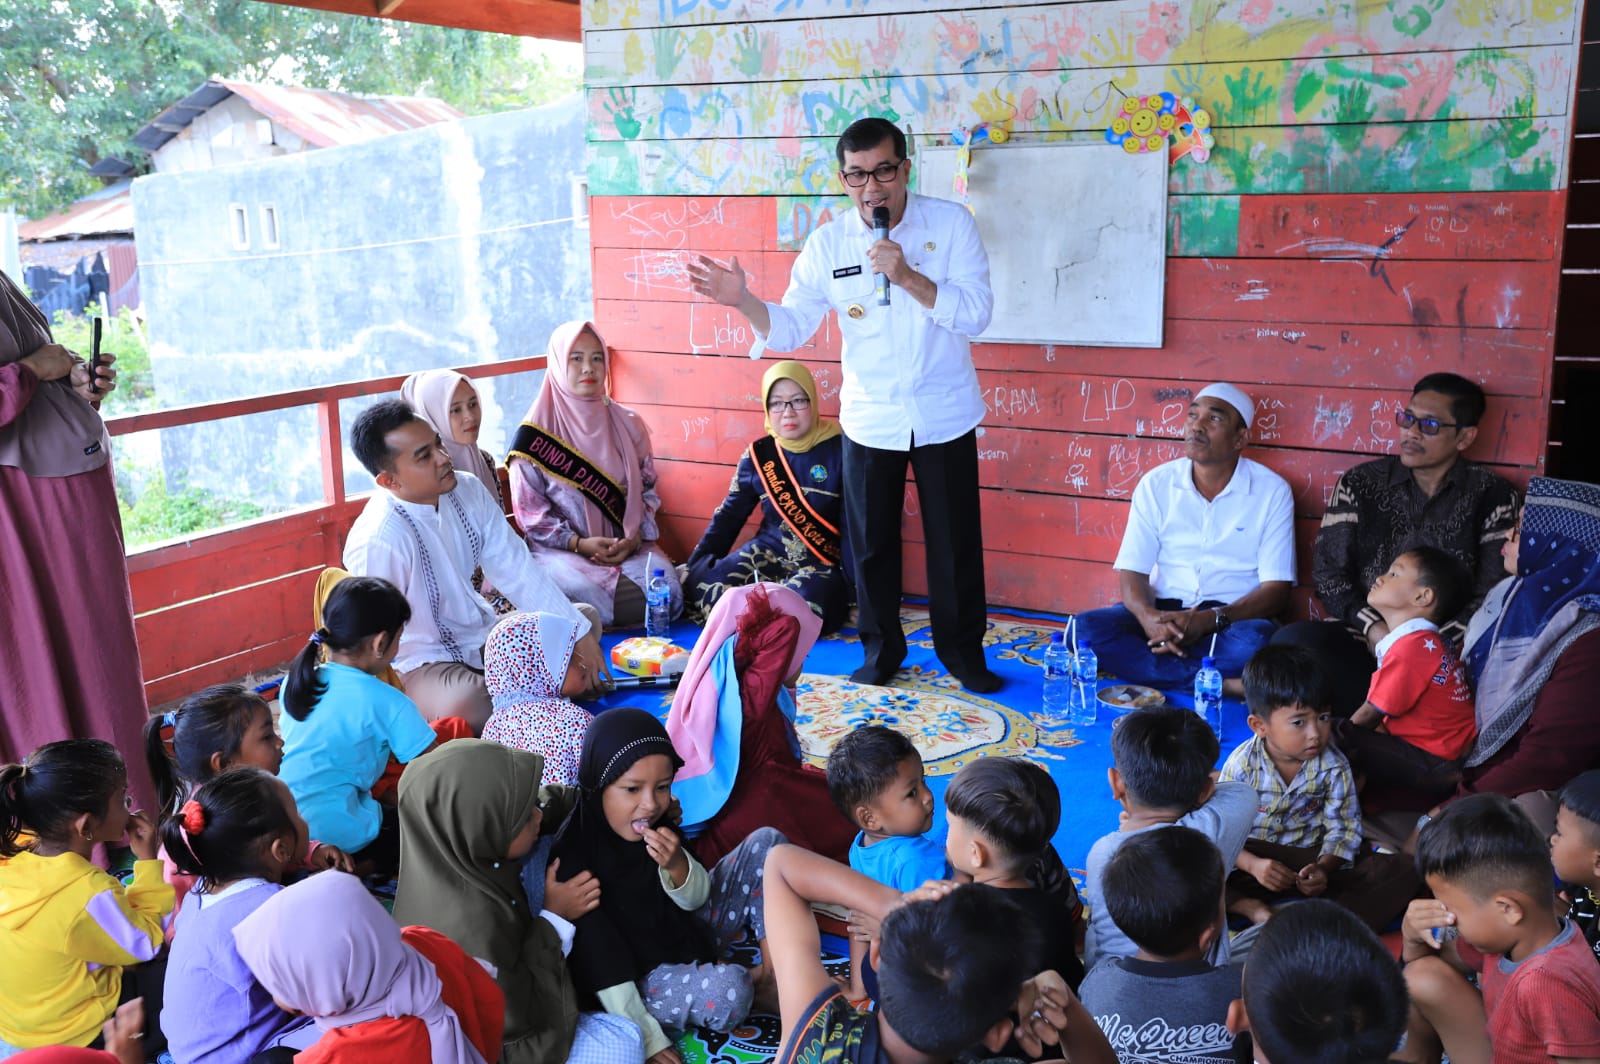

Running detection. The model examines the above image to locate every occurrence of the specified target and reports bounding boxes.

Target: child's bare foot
[1230,898,1273,925]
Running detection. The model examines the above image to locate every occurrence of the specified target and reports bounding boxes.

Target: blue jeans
[1076,603,1276,687]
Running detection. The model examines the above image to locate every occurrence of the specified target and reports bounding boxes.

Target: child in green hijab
[393,739,645,1064]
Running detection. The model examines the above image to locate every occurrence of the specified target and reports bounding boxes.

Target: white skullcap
[1194,383,1256,433]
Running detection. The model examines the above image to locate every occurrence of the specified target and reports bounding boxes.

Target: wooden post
[318,397,346,509]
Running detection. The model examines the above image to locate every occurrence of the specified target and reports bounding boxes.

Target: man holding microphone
[688,117,1001,692]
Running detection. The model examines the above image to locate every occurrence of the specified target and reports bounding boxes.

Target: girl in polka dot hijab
[481,612,595,785]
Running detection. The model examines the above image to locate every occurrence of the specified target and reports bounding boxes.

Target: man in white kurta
[1077,383,1296,688]
[344,398,599,728]
[688,117,1001,693]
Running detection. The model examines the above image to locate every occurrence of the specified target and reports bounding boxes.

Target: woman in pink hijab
[507,321,679,629]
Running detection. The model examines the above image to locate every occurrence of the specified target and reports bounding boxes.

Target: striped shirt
[1219,736,1362,862]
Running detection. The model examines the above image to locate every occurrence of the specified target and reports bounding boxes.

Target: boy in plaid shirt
[1219,645,1419,931]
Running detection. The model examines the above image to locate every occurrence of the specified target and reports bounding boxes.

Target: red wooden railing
[106,356,547,708]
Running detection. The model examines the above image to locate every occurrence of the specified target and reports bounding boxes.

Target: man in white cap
[1077,383,1295,689]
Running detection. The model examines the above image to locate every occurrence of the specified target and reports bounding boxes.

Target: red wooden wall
[591,190,1558,618]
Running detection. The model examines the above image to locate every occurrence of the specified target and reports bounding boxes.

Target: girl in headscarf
[507,321,679,629]
[401,369,502,507]
[550,708,784,1064]
[481,612,595,787]
[392,740,643,1064]
[231,871,501,1064]
[667,583,856,867]
[685,361,852,634]
[1452,477,1600,805]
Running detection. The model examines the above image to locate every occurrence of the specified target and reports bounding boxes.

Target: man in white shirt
[1078,384,1295,689]
[343,397,603,729]
[687,118,1001,692]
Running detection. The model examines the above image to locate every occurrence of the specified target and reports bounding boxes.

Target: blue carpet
[594,601,1253,883]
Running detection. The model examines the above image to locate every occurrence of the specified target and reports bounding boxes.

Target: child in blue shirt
[826,725,948,1001]
[278,576,435,876]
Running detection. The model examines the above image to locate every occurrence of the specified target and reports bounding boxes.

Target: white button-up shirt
[1114,457,1297,606]
[344,472,587,673]
[751,192,993,449]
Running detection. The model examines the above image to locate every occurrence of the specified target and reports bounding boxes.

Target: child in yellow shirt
[0,739,174,1053]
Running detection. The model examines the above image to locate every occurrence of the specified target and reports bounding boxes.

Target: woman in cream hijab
[684,361,853,634]
[400,369,501,507]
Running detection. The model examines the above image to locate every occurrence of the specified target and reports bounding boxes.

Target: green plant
[116,471,268,550]
[50,308,156,415]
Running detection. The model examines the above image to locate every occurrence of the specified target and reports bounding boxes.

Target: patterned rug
[596,603,1250,1063]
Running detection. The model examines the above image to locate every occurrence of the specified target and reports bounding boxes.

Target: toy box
[610,636,689,678]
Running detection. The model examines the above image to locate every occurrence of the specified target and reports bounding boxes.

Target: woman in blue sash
[507,320,680,629]
[685,361,853,634]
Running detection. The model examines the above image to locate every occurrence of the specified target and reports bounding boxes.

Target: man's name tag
[831,265,862,279]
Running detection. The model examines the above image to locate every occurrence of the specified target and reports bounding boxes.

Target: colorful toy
[610,635,689,678]
[1104,92,1214,164]
[950,122,1010,209]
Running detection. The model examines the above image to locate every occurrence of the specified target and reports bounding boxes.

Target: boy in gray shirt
[1084,707,1257,969]
[1081,826,1240,1063]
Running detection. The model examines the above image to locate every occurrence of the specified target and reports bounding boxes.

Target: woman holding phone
[0,271,151,806]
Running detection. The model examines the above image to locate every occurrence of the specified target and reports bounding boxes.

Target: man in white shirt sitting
[1078,384,1295,690]
[688,117,1001,693]
[343,397,603,730]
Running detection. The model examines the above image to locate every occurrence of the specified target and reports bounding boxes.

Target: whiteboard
[917,142,1167,347]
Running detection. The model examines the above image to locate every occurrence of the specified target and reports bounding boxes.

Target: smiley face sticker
[1104,91,1214,165]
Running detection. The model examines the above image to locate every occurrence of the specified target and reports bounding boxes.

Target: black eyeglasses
[839,161,904,187]
[767,396,811,413]
[1395,408,1461,436]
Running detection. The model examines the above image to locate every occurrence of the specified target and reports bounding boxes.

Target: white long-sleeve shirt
[343,472,588,672]
[751,192,993,449]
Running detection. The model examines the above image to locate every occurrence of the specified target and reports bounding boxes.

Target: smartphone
[87,316,104,395]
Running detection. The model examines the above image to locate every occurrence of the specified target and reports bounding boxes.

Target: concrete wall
[582,0,1578,616]
[133,94,591,505]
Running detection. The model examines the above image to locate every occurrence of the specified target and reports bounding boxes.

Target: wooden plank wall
[580,0,1581,617]
[128,502,363,707]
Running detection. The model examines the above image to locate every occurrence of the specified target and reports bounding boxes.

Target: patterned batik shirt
[1313,455,1518,634]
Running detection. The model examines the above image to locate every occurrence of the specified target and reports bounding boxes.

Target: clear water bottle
[1069,641,1098,726]
[1041,631,1073,724]
[1194,656,1223,738]
[645,568,672,639]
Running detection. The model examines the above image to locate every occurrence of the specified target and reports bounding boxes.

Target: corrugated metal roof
[132,78,463,154]
[19,181,135,242]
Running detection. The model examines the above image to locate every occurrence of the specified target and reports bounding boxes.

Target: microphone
[872,206,891,306]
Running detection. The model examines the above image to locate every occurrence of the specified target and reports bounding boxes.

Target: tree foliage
[0,0,576,217]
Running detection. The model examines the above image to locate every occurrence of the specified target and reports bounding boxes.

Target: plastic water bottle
[1069,641,1098,727]
[1194,656,1223,738]
[1041,631,1073,724]
[645,569,672,639]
